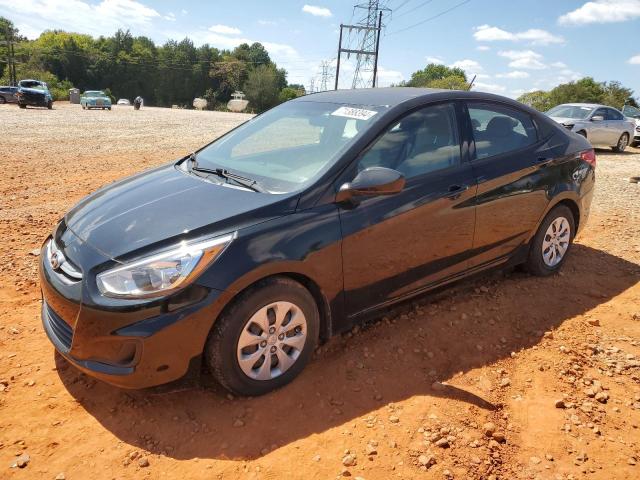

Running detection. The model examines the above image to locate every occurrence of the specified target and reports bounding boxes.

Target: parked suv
[622,104,640,147]
[0,86,19,104]
[40,88,595,396]
[546,103,634,152]
[16,79,53,109]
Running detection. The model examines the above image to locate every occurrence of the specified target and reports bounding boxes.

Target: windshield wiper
[187,153,266,193]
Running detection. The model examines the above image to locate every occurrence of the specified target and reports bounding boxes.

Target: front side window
[195,101,383,193]
[469,103,537,159]
[357,103,461,179]
[606,109,623,121]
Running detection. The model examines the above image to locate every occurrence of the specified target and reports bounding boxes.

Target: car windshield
[85,91,106,97]
[546,105,593,119]
[193,101,383,193]
[19,81,46,90]
[622,105,640,118]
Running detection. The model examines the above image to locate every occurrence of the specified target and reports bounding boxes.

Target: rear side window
[468,103,538,159]
[357,103,461,179]
[606,109,623,120]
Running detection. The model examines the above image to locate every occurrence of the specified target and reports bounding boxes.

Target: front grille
[45,304,73,351]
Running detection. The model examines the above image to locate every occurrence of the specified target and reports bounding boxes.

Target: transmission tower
[351,1,385,89]
[335,1,389,89]
[319,60,334,91]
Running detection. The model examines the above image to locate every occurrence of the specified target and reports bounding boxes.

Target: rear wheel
[0,96,6,104]
[612,133,629,152]
[47,101,52,110]
[19,104,26,109]
[525,205,575,276]
[205,277,319,396]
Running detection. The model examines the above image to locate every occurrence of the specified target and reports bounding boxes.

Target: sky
[1,0,640,99]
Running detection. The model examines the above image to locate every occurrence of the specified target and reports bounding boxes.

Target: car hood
[19,87,47,95]
[549,116,583,125]
[64,163,298,260]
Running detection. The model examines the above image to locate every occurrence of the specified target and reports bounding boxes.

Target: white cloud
[496,71,530,79]
[258,19,278,26]
[164,12,176,22]
[473,24,564,46]
[302,4,332,18]
[208,24,242,35]
[473,82,507,94]
[181,9,188,15]
[498,50,547,70]
[426,56,444,64]
[629,54,640,64]
[559,0,640,25]
[0,0,160,37]
[450,59,483,73]
[476,45,491,51]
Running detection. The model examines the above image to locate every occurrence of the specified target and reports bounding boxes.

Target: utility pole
[334,1,388,89]
[1,23,17,86]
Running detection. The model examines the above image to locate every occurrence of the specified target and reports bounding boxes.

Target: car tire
[0,96,6,104]
[205,276,320,396]
[612,133,629,153]
[47,101,52,110]
[19,104,26,109]
[525,205,575,277]
[576,130,587,138]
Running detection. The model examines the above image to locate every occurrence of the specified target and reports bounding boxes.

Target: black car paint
[39,88,595,389]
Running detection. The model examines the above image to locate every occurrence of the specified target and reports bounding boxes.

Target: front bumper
[39,239,230,389]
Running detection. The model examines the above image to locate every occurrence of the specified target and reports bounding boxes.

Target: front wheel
[19,104,26,109]
[612,133,629,152]
[47,101,52,110]
[205,277,319,396]
[525,205,575,276]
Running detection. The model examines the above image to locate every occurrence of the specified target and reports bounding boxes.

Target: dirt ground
[0,102,639,480]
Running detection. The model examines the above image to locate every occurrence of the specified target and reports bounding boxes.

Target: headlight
[96,233,235,298]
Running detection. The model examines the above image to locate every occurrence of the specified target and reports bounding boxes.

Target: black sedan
[40,88,595,395]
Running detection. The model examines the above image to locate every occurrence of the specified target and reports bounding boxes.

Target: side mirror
[336,167,405,203]
[591,115,604,122]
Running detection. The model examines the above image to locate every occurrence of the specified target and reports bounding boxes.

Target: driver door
[338,102,477,317]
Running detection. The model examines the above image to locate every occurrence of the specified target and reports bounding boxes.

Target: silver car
[546,103,635,152]
[622,104,640,147]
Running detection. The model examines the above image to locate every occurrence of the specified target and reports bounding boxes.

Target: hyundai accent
[40,88,595,396]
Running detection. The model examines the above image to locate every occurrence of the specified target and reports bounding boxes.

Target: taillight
[580,149,596,168]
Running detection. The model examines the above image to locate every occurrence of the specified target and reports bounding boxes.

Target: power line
[393,0,413,11]
[388,0,473,35]
[393,0,435,19]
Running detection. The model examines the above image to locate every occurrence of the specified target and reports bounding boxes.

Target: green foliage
[0,64,72,99]
[279,86,303,103]
[403,63,468,88]
[517,77,637,111]
[516,90,553,112]
[244,64,282,113]
[2,22,297,109]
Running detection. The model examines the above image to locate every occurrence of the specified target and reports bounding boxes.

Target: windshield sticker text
[331,106,377,121]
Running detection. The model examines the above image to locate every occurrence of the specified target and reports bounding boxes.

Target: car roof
[291,87,522,108]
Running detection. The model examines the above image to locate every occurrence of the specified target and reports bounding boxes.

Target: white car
[116,99,131,106]
[546,103,635,152]
[622,104,640,147]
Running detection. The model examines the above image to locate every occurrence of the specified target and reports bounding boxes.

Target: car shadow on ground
[55,244,640,461]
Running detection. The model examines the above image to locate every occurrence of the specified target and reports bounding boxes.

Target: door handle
[445,184,469,199]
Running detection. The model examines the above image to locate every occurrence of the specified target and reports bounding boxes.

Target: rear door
[604,108,626,145]
[465,101,552,268]
[589,107,609,145]
[338,101,477,316]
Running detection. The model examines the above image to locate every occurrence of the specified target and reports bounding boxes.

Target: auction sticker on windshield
[331,106,378,121]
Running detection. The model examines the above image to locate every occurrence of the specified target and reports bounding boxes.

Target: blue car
[81,90,112,110]
[16,79,53,109]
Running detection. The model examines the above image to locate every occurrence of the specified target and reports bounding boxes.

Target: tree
[403,63,467,88]
[427,75,469,90]
[601,81,634,110]
[279,86,302,103]
[244,64,281,112]
[517,90,552,111]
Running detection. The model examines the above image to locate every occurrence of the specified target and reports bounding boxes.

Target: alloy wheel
[236,301,307,381]
[541,216,571,267]
[618,134,628,151]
